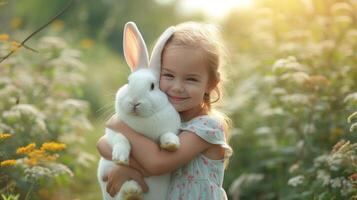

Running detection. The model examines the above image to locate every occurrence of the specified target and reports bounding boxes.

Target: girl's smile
[167,95,189,102]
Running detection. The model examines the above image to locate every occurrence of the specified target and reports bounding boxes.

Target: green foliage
[1,193,19,200]
[223,0,357,199]
[5,0,183,51]
[0,35,93,199]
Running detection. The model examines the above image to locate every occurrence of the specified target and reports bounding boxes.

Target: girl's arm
[97,136,150,176]
[106,117,212,175]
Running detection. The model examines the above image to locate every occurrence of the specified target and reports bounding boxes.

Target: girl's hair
[162,22,232,159]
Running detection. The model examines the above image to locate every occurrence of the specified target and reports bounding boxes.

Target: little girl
[97,22,233,200]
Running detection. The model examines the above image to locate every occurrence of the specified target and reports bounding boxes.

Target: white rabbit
[97,22,181,200]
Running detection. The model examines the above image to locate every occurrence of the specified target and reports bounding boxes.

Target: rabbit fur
[97,22,181,200]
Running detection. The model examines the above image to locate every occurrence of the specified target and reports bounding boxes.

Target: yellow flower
[0,159,17,167]
[0,133,12,140]
[11,41,21,52]
[10,17,22,29]
[52,20,64,31]
[28,149,45,159]
[41,142,66,152]
[80,38,94,49]
[0,34,9,41]
[25,158,38,166]
[44,154,58,162]
[17,143,36,154]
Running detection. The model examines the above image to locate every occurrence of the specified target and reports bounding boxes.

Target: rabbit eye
[150,83,155,90]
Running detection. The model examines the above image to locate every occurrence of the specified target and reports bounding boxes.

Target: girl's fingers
[132,173,149,192]
[106,177,113,194]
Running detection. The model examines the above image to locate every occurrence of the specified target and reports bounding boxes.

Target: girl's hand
[106,114,121,131]
[103,165,149,197]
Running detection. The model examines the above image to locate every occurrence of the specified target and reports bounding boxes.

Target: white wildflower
[38,36,67,50]
[25,166,52,180]
[340,179,355,196]
[296,140,304,151]
[76,152,96,168]
[2,104,44,123]
[271,87,287,96]
[280,71,309,85]
[328,153,343,171]
[254,126,272,135]
[60,99,89,112]
[273,56,306,73]
[344,92,357,103]
[46,163,74,177]
[2,104,47,134]
[314,154,328,168]
[255,102,285,117]
[0,85,20,110]
[303,123,316,134]
[231,128,244,137]
[49,49,85,70]
[316,170,330,186]
[262,108,285,117]
[61,49,81,59]
[330,177,343,188]
[281,94,310,105]
[288,175,304,187]
[55,72,85,86]
[288,163,300,173]
[229,173,264,200]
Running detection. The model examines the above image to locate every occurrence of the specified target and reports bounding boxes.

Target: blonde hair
[162,22,232,159]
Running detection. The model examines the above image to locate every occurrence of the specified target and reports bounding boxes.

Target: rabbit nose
[131,102,140,108]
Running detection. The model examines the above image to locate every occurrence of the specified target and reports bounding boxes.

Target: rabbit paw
[160,132,180,152]
[112,144,130,165]
[121,180,143,200]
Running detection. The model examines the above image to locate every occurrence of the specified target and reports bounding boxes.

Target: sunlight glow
[178,0,254,19]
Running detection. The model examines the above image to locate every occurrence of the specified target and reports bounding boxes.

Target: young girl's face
[160,46,211,114]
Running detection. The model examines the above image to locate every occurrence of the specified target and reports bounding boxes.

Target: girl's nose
[172,80,184,93]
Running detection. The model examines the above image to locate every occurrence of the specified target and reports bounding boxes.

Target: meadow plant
[0,34,93,199]
[224,0,356,199]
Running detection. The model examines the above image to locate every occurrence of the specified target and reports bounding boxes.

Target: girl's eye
[187,78,198,82]
[150,83,154,90]
[162,73,174,78]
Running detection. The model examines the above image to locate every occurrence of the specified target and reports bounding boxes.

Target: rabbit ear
[149,26,176,78]
[123,22,149,72]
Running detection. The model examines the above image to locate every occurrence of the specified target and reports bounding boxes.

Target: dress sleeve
[180,116,233,158]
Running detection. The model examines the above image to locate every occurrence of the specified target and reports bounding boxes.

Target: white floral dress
[167,115,232,200]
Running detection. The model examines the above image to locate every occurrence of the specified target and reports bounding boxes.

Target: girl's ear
[206,72,220,93]
[149,26,175,78]
[123,22,149,72]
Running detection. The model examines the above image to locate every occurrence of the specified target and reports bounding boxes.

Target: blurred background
[0,0,356,199]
